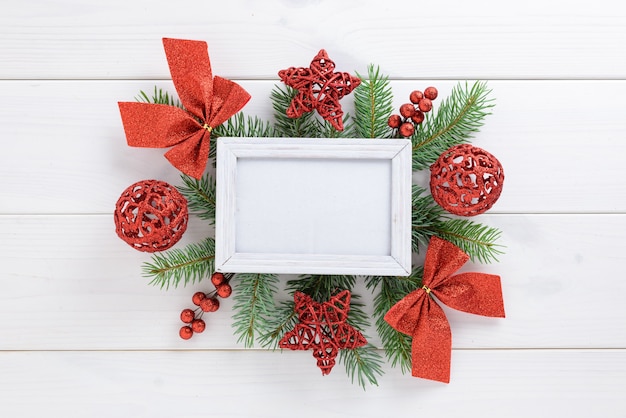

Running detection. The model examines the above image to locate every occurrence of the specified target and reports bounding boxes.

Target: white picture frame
[214,137,412,276]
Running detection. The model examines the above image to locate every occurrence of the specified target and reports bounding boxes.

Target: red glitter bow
[278,49,361,131]
[384,236,505,383]
[118,38,251,179]
[279,290,367,375]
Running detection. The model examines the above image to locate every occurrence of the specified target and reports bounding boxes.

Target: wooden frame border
[215,137,412,276]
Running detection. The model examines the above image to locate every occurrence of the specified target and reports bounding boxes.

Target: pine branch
[433,218,504,264]
[271,85,321,138]
[212,112,276,138]
[136,86,183,108]
[365,270,423,374]
[258,300,298,349]
[286,274,357,302]
[353,65,394,139]
[142,238,215,289]
[411,184,446,253]
[339,344,384,389]
[231,273,280,348]
[177,173,216,224]
[412,81,494,170]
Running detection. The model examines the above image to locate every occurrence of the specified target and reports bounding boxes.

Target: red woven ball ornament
[430,144,504,216]
[114,180,189,252]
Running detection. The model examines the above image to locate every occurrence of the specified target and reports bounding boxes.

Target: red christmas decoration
[278,50,361,131]
[384,236,505,383]
[118,38,251,179]
[430,144,504,216]
[114,180,188,252]
[279,290,367,375]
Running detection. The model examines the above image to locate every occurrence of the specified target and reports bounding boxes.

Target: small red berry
[192,292,206,306]
[424,87,438,100]
[179,326,193,340]
[180,308,195,323]
[411,110,425,124]
[418,98,433,112]
[399,122,415,137]
[200,297,220,312]
[387,114,402,129]
[399,103,416,118]
[216,283,233,298]
[409,90,424,104]
[210,272,225,287]
[191,319,206,333]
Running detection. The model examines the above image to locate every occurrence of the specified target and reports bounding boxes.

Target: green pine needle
[143,238,215,289]
[177,173,216,223]
[339,344,384,389]
[353,64,394,139]
[212,112,277,138]
[365,270,423,374]
[232,273,280,348]
[258,300,298,349]
[412,81,494,170]
[411,185,446,253]
[434,218,504,264]
[136,86,183,108]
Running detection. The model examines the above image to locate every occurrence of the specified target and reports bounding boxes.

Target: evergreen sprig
[353,64,394,139]
[259,299,298,349]
[143,237,215,289]
[339,344,384,388]
[434,219,504,264]
[231,273,280,348]
[365,269,423,374]
[178,173,216,223]
[412,81,494,170]
[212,112,276,138]
[136,86,183,108]
[286,274,357,302]
[411,184,446,253]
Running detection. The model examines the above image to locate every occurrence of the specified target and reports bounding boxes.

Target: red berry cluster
[388,87,438,137]
[179,272,233,340]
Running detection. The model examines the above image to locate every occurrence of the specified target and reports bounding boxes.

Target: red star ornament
[278,50,361,131]
[279,290,367,375]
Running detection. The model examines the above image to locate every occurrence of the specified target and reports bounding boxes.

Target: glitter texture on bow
[118,38,251,179]
[384,236,505,383]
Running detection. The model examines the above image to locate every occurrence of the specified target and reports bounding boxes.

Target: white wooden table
[1,1,625,416]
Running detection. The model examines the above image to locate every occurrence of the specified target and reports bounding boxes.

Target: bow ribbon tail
[385,289,453,383]
[433,272,506,318]
[164,129,211,180]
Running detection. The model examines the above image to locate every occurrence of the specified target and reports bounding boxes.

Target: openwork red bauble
[114,180,188,252]
[430,144,504,216]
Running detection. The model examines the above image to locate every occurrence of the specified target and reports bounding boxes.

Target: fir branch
[136,86,183,108]
[143,238,215,289]
[231,273,279,348]
[271,85,321,138]
[177,173,216,223]
[353,65,394,139]
[412,81,494,170]
[212,112,276,138]
[339,344,384,389]
[365,270,423,374]
[258,300,298,349]
[286,274,357,302]
[411,185,446,253]
[433,218,504,264]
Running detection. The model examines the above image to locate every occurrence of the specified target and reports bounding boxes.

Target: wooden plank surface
[1,0,625,415]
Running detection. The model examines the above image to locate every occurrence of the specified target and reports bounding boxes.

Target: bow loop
[384,236,505,383]
[118,38,251,179]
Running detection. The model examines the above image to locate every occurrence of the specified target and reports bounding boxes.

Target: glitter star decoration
[278,290,367,375]
[278,50,361,131]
